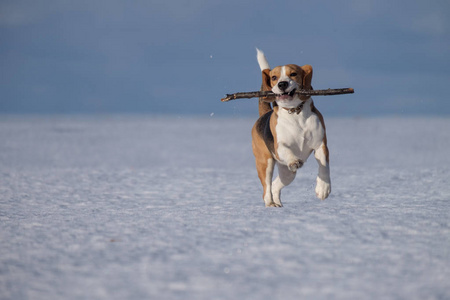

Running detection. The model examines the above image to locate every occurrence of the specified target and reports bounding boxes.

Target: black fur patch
[255,110,275,154]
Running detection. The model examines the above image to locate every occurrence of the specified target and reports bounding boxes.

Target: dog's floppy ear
[300,65,313,90]
[299,64,313,101]
[261,69,272,91]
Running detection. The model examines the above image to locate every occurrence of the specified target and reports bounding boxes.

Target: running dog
[251,49,331,207]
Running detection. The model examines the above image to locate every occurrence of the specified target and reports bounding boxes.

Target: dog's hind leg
[255,157,277,207]
[272,163,296,207]
[252,123,278,207]
[314,141,331,200]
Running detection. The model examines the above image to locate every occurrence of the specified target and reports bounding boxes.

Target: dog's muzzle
[277,88,296,100]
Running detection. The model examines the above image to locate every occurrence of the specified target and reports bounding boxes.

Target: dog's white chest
[275,109,324,163]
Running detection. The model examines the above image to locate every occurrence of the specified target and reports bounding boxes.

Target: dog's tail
[256,48,270,71]
[256,48,273,117]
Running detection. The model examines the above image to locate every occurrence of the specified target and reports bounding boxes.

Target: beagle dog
[251,49,331,207]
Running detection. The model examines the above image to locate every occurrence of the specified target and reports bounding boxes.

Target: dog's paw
[265,202,283,208]
[288,159,303,172]
[315,177,331,200]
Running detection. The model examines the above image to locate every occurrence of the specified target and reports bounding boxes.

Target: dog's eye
[271,76,277,81]
[290,73,297,77]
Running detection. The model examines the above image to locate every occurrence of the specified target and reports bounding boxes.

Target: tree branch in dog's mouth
[220,88,354,102]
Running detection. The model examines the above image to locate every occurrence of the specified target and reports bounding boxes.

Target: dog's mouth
[277,89,296,100]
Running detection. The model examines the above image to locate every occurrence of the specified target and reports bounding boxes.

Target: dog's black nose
[278,81,289,91]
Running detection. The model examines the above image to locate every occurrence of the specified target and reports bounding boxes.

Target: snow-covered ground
[1,115,449,300]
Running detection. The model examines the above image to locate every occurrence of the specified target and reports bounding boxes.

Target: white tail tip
[256,48,270,71]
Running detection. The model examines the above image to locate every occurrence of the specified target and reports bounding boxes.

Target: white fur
[256,48,270,71]
[275,99,322,164]
[273,99,331,200]
[275,95,302,109]
[271,163,296,207]
[314,144,331,200]
[263,158,275,206]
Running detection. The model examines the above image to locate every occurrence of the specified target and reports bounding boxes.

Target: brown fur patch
[261,69,272,92]
[259,69,275,116]
[251,122,274,199]
[311,104,329,162]
[269,106,279,160]
[254,110,275,154]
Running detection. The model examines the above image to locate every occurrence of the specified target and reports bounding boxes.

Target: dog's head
[256,48,313,108]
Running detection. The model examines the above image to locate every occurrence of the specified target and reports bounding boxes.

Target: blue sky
[1,0,449,116]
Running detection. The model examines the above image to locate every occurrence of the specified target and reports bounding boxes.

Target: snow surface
[1,115,449,300]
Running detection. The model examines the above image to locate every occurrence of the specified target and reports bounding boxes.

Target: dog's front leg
[277,144,303,172]
[314,142,331,200]
[272,163,297,207]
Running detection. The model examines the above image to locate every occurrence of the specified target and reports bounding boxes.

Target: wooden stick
[221,88,354,102]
